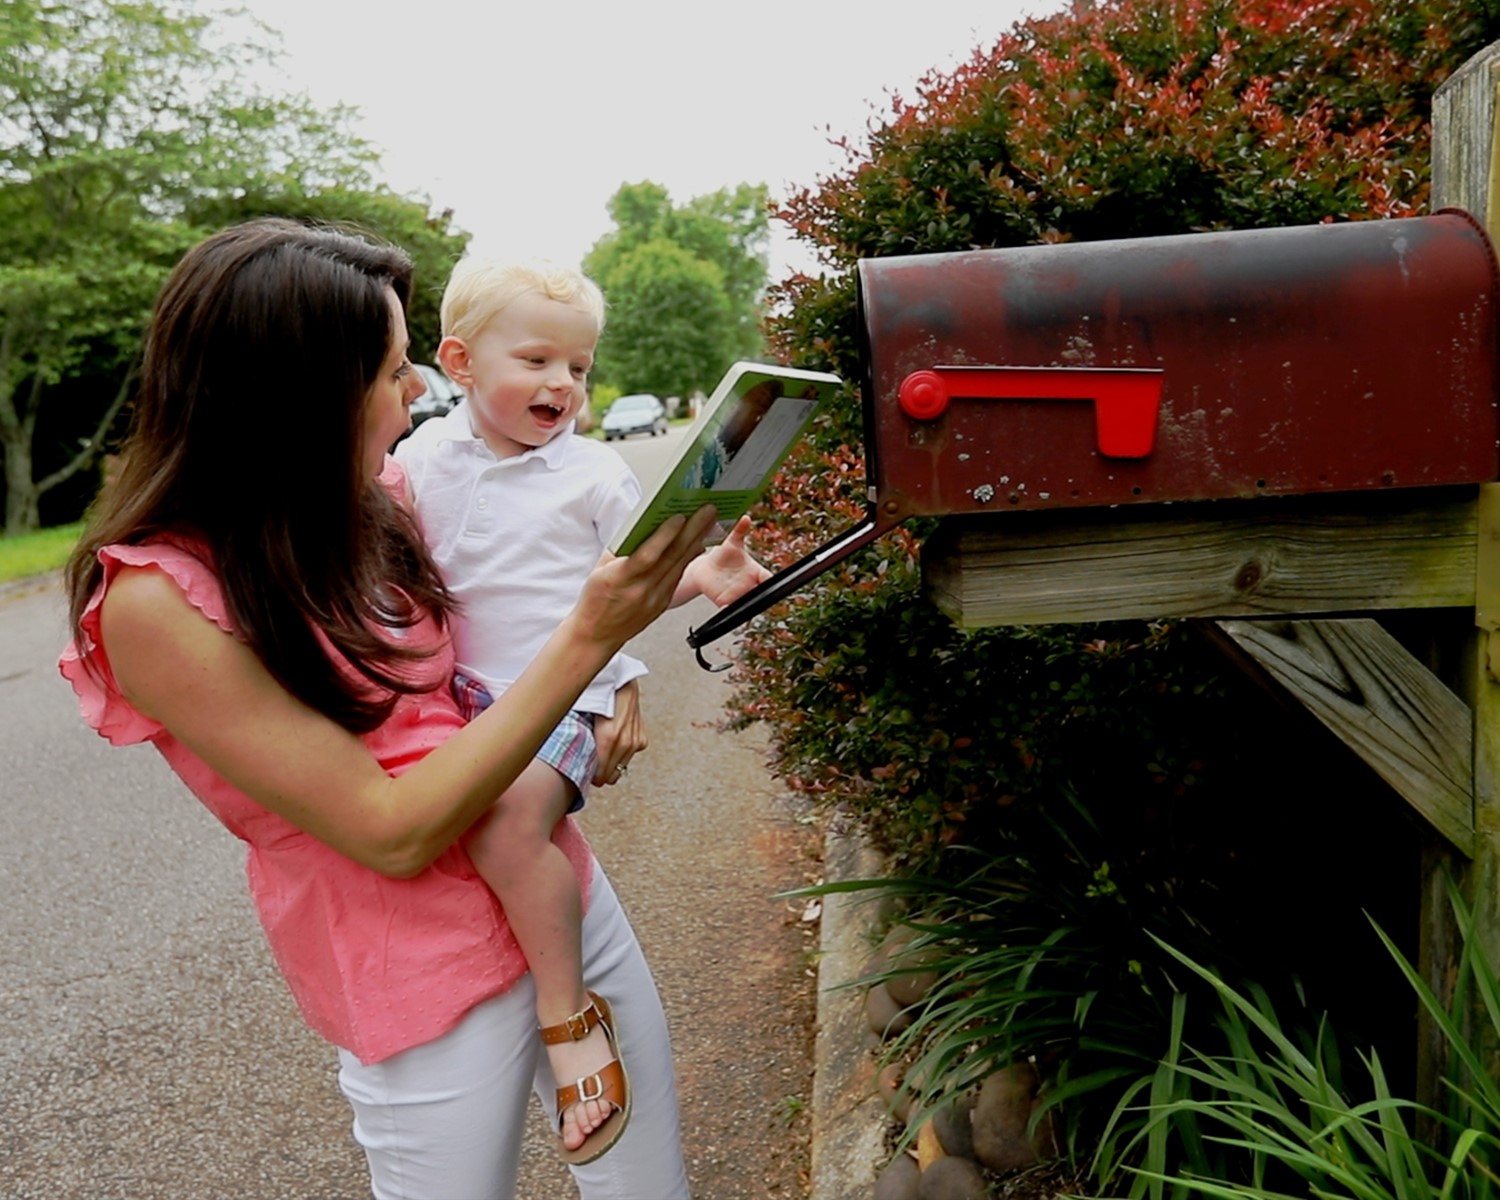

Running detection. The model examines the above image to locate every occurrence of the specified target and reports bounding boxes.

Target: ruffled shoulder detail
[58,539,235,747]
[378,455,411,507]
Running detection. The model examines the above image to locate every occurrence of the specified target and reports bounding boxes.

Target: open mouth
[530,400,566,423]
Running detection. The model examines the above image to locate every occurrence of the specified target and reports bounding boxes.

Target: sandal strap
[555,1058,627,1117]
[539,998,603,1045]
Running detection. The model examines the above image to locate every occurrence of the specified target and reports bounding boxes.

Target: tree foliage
[584,180,769,399]
[768,0,1500,445]
[188,188,467,367]
[0,0,465,533]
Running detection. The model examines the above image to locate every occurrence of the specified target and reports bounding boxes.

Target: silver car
[410,364,464,428]
[601,393,668,440]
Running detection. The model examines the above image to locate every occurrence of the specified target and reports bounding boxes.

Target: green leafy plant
[1091,879,1500,1197]
[797,788,1269,1163]
[776,1094,808,1126]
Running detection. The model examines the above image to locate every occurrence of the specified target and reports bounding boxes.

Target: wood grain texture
[923,490,1477,628]
[1432,46,1500,1096]
[1432,42,1500,230]
[1213,618,1473,855]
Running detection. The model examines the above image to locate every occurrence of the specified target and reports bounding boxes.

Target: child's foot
[539,994,631,1161]
[548,1020,614,1148]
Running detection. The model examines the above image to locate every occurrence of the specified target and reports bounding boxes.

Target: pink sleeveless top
[58,464,593,1064]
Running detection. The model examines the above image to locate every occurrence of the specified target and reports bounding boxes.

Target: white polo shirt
[394,400,647,717]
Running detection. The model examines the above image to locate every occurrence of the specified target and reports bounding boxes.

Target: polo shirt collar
[438,400,578,469]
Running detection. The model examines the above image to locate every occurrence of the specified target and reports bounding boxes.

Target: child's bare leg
[463,759,615,1151]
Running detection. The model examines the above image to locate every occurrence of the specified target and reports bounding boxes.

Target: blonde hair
[440,257,606,343]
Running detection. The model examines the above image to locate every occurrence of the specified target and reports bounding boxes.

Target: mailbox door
[858,212,1500,518]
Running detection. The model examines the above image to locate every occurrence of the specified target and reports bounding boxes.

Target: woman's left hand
[593,679,646,786]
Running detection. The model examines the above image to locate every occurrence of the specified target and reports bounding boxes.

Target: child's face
[441,293,598,459]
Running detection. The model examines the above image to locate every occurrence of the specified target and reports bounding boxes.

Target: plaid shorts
[452,673,597,812]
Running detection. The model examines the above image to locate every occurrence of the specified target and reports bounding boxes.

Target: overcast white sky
[233,1,1040,279]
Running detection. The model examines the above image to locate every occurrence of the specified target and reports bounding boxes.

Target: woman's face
[361,289,426,481]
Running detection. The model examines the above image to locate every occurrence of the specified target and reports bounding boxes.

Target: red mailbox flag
[896,366,1164,459]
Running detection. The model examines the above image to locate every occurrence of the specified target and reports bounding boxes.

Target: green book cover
[607,361,841,556]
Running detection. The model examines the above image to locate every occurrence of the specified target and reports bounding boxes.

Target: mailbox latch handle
[897,365,1164,458]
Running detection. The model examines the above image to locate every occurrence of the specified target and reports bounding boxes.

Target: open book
[607,361,842,555]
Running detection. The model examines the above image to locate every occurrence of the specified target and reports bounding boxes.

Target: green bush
[734,0,1500,1179]
[740,0,1500,880]
[766,0,1500,442]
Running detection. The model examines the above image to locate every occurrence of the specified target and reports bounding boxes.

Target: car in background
[600,393,668,440]
[409,364,464,429]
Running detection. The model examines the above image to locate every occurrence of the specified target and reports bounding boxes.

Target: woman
[59,218,713,1199]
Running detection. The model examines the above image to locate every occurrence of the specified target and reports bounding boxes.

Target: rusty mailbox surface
[688,212,1500,653]
[858,211,1499,521]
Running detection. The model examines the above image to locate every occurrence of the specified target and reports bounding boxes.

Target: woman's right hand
[573,506,719,653]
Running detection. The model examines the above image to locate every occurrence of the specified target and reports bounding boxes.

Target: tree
[584,180,769,398]
[0,0,462,533]
[188,188,468,366]
[589,239,733,402]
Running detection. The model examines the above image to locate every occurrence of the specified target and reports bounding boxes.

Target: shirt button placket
[464,463,498,536]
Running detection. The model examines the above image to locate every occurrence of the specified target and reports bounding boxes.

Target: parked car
[601,393,668,440]
[409,364,464,428]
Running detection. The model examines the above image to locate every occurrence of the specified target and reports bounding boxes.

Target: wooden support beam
[923,489,1477,628]
[1209,618,1473,855]
[1431,40,1500,1095]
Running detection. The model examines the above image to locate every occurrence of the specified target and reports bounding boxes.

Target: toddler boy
[394,258,766,1163]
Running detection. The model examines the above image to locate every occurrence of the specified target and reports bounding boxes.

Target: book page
[713,397,818,491]
[607,363,839,556]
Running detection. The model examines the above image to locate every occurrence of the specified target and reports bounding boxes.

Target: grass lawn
[0,521,82,585]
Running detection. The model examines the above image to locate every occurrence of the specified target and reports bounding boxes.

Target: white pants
[335,864,690,1200]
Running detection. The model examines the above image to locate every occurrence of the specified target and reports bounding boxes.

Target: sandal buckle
[564,1007,593,1042]
[576,1072,605,1103]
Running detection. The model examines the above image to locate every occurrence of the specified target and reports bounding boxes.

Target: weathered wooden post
[1428,37,1500,1089]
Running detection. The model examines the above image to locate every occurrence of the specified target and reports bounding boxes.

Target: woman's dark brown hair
[65,218,454,733]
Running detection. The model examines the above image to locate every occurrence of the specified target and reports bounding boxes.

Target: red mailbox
[860,210,1498,519]
[688,212,1500,656]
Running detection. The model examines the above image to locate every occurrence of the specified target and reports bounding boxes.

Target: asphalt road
[0,426,819,1200]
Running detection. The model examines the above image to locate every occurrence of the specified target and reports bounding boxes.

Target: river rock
[883,934,942,1008]
[917,1155,989,1200]
[930,1091,976,1159]
[971,1062,1043,1172]
[915,1116,945,1170]
[877,1060,914,1122]
[873,1153,922,1200]
[865,980,912,1038]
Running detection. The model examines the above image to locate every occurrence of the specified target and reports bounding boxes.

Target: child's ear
[436,336,472,387]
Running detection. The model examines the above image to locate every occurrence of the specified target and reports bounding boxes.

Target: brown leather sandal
[539,990,631,1166]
